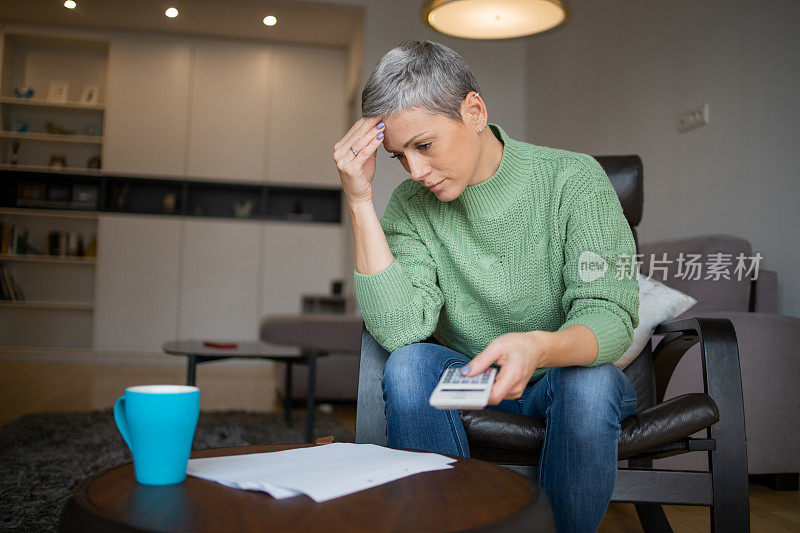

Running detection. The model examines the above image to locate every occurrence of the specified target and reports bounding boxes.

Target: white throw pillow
[614,273,697,370]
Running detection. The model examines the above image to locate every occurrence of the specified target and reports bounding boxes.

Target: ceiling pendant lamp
[421,0,571,40]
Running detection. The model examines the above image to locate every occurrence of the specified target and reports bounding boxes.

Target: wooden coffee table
[59,443,555,532]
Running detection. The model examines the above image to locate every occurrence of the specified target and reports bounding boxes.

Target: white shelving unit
[0,207,98,349]
[0,33,108,170]
[0,32,107,351]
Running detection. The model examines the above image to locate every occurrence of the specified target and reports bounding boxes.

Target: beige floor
[0,360,279,425]
[1,360,798,531]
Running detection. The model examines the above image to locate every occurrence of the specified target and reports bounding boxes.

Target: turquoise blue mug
[114,385,200,485]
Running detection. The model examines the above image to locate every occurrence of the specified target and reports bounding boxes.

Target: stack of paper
[186,443,457,502]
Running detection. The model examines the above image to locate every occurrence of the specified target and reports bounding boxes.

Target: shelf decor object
[70,185,99,209]
[49,155,68,170]
[47,80,69,103]
[421,0,571,39]
[80,86,100,105]
[17,183,46,205]
[13,86,34,99]
[161,192,177,213]
[46,122,76,135]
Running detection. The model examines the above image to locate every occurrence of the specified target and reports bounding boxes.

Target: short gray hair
[361,39,481,122]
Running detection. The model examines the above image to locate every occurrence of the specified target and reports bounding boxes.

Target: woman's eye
[389,143,430,160]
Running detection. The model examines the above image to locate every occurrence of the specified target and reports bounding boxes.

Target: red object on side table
[202,341,238,349]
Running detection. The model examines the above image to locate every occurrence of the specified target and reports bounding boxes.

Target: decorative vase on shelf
[162,193,177,213]
[48,155,67,170]
[10,142,20,165]
[233,199,255,218]
[116,182,130,208]
[13,86,34,99]
[45,121,75,135]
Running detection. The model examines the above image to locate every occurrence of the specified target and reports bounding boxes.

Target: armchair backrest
[593,155,643,251]
[592,155,657,411]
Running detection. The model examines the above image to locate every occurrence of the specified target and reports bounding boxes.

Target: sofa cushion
[260,313,364,352]
[461,392,718,461]
[615,273,696,370]
[638,234,753,313]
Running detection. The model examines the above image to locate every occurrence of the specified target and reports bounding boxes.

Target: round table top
[60,443,553,533]
[162,339,303,359]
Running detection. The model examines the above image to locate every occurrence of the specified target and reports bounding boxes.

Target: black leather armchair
[354,156,750,532]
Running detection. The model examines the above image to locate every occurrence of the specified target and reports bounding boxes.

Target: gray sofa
[260,233,800,481]
[638,234,800,481]
[261,313,363,401]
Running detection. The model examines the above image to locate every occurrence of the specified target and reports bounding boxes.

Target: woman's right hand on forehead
[333,116,385,206]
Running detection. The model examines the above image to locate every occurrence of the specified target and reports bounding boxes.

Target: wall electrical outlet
[677,102,710,133]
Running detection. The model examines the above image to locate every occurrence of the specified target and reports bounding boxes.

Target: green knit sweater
[354,123,639,380]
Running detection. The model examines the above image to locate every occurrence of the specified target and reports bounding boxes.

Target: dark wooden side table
[162,339,322,443]
[60,443,555,532]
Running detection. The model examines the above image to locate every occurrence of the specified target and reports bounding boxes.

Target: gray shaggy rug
[0,409,354,532]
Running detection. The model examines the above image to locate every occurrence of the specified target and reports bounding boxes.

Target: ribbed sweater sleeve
[556,156,640,366]
[353,184,445,353]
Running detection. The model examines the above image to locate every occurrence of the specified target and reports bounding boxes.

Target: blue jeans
[381,342,638,533]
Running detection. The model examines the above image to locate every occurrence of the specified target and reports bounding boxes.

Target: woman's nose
[406,156,430,182]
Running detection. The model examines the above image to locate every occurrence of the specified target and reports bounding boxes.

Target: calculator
[428,366,497,410]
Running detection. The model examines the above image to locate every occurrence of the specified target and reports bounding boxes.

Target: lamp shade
[421,0,571,39]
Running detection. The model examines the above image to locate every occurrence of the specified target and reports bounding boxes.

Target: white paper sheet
[187,443,456,502]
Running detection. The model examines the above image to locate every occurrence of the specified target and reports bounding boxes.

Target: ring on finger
[350,146,359,156]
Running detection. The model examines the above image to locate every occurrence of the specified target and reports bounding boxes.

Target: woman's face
[380,101,483,202]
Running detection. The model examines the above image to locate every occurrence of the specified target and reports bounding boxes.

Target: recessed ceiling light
[263,15,277,26]
[64,0,77,9]
[165,7,179,18]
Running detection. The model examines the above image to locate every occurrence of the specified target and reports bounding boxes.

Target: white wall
[308,0,529,299]
[524,0,800,317]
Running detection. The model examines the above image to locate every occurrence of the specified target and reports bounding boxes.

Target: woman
[333,40,639,533]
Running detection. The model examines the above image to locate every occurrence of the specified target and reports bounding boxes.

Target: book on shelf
[0,223,29,255]
[0,262,25,300]
[47,230,86,256]
[0,223,9,254]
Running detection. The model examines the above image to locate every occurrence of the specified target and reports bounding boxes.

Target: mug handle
[114,395,133,451]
